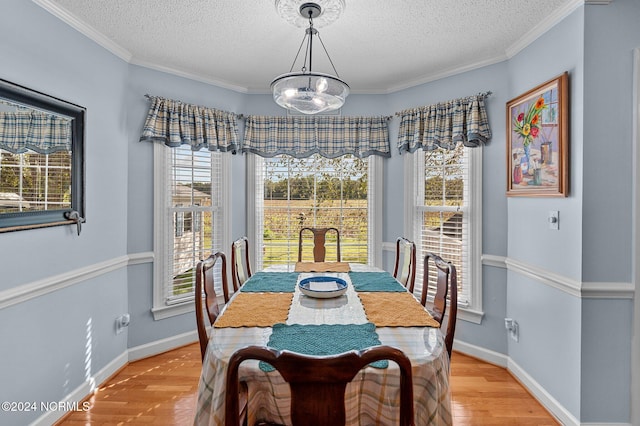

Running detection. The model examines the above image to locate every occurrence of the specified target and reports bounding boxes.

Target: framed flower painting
[506,72,568,196]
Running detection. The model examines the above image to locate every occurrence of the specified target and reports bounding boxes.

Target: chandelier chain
[288,29,308,73]
[307,15,314,73]
[270,1,349,114]
[315,32,340,78]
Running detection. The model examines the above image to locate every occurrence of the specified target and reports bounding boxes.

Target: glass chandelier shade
[271,72,349,115]
[271,1,349,115]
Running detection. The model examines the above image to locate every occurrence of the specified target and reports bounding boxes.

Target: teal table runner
[349,271,406,292]
[240,272,298,293]
[260,323,387,372]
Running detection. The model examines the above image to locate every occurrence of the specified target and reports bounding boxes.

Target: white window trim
[151,143,231,321]
[370,155,383,268]
[246,153,383,270]
[403,149,484,324]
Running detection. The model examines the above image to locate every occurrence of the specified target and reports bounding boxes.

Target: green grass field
[262,199,368,266]
[172,199,370,294]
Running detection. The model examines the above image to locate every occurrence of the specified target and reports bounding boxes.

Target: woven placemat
[259,323,387,372]
[358,292,440,327]
[240,272,299,292]
[349,271,407,292]
[213,292,293,328]
[294,262,351,273]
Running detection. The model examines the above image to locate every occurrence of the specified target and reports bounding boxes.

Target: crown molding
[506,0,584,58]
[33,0,132,61]
[129,58,250,94]
[34,0,612,96]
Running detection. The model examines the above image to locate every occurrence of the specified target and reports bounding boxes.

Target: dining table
[194,262,452,425]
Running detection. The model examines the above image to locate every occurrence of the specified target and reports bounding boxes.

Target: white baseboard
[453,339,508,367]
[30,333,632,426]
[580,424,632,426]
[127,329,198,362]
[30,351,128,426]
[507,357,578,426]
[31,332,197,425]
[478,352,631,426]
[455,339,581,426]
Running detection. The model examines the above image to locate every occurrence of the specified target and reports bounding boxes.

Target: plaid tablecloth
[194,264,452,425]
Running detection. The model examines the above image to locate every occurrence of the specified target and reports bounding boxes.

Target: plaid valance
[397,93,491,153]
[0,107,71,154]
[243,115,391,159]
[139,95,238,152]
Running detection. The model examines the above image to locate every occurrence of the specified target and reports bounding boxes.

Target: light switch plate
[548,210,559,230]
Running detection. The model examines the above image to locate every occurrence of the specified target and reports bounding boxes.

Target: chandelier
[271,1,349,115]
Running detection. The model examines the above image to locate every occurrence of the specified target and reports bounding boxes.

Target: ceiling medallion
[274,0,345,28]
[270,1,349,115]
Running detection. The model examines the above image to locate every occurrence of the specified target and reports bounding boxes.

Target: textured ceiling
[36,0,581,94]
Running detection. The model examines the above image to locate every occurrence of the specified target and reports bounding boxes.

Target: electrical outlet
[504,317,519,342]
[115,313,130,335]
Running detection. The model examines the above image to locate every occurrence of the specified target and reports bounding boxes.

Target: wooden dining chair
[393,237,417,293]
[195,252,248,424]
[231,236,252,292]
[298,227,341,262]
[195,252,225,361]
[420,253,458,358]
[225,345,415,426]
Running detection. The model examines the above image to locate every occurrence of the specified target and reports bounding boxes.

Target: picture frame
[506,72,568,197]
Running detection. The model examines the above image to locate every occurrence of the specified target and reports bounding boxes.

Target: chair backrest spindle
[298,227,341,262]
[225,345,415,426]
[421,253,458,358]
[195,252,227,361]
[393,237,417,292]
[231,236,252,292]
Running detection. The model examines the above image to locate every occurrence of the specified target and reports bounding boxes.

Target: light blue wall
[579,0,640,421]
[1,1,637,424]
[125,66,245,347]
[505,5,586,420]
[386,61,511,355]
[0,1,129,425]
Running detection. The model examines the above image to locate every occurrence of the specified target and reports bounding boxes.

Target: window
[0,78,85,232]
[408,145,483,322]
[0,150,71,212]
[152,143,229,320]
[249,153,382,270]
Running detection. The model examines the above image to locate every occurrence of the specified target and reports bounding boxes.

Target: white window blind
[0,149,71,213]
[413,144,471,307]
[254,154,373,269]
[162,145,223,306]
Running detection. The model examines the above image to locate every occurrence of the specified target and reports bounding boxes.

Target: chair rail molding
[0,251,154,310]
[481,253,507,268]
[381,241,395,252]
[581,281,635,299]
[505,257,634,299]
[506,257,582,297]
[128,251,155,265]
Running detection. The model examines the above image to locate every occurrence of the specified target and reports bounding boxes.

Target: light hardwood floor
[57,343,559,425]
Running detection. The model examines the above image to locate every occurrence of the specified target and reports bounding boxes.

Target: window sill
[152,301,194,321]
[458,307,484,324]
